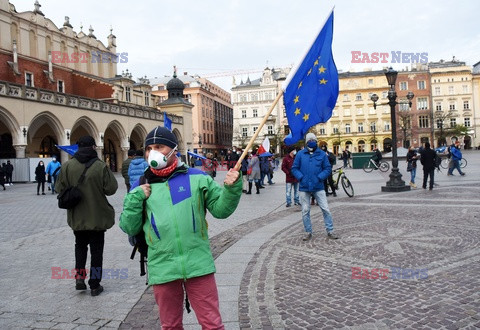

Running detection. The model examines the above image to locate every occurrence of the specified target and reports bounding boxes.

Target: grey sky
[14,0,480,91]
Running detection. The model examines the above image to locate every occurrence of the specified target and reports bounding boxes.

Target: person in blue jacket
[291,133,339,241]
[447,140,466,176]
[128,149,149,190]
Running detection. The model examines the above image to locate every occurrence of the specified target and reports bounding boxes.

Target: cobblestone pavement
[1,151,479,329]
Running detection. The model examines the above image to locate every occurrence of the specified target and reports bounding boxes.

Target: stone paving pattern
[0,150,479,329]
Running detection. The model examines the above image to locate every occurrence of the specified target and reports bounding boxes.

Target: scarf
[150,157,178,178]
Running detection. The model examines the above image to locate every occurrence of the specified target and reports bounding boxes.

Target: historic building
[0,0,188,180]
[152,72,233,158]
[231,67,290,153]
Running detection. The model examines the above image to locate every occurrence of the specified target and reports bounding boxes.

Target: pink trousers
[153,273,224,330]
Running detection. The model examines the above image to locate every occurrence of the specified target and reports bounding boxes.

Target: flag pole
[234,90,284,171]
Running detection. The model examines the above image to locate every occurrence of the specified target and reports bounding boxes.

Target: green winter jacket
[56,156,118,231]
[119,166,242,285]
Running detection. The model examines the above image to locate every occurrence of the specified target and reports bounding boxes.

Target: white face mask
[148,148,176,169]
[292,150,297,156]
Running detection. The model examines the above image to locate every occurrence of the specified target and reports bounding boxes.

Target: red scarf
[150,158,178,177]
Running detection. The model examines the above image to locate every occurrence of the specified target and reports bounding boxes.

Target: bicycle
[363,159,390,173]
[439,156,467,169]
[326,167,354,197]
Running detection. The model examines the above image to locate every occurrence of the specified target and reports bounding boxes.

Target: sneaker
[76,279,87,290]
[90,285,104,296]
[327,232,339,239]
[42,192,46,195]
[294,202,301,206]
[332,192,337,197]
[286,204,291,207]
[447,173,454,176]
[460,173,465,176]
[303,233,312,241]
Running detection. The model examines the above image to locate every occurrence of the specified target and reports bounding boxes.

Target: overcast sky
[14,0,480,91]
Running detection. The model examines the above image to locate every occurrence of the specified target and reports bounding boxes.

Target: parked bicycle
[439,156,467,169]
[326,167,354,197]
[363,159,390,173]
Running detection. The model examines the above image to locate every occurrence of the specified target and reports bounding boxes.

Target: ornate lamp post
[371,67,414,192]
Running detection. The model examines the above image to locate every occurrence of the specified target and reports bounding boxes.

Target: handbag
[247,168,252,175]
[58,158,97,209]
[406,161,413,172]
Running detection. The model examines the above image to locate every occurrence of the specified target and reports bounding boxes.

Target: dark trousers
[6,174,12,184]
[37,181,45,194]
[423,169,435,189]
[324,175,335,194]
[74,230,105,289]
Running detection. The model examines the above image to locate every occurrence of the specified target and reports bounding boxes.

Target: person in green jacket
[120,126,241,329]
[55,135,118,296]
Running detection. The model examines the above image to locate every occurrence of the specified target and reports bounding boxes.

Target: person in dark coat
[5,160,13,185]
[281,147,299,207]
[321,145,337,197]
[55,135,118,296]
[406,146,418,188]
[121,149,135,191]
[35,160,46,195]
[0,164,5,190]
[420,142,436,190]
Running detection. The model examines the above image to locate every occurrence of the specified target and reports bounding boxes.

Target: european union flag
[283,10,339,145]
[164,112,172,131]
[56,144,78,156]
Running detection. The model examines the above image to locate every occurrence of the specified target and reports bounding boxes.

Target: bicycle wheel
[379,161,390,172]
[460,158,467,168]
[363,161,373,173]
[440,158,449,169]
[341,175,354,197]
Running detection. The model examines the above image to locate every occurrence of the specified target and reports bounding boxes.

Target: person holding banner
[291,133,339,241]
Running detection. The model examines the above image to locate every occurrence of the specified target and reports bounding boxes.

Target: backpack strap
[77,158,98,185]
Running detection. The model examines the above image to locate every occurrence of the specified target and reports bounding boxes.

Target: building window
[267,125,274,135]
[332,109,338,117]
[463,101,470,110]
[242,127,248,137]
[251,93,258,101]
[358,123,364,133]
[241,109,246,118]
[343,94,349,102]
[202,120,205,130]
[344,108,351,116]
[253,126,258,134]
[400,103,409,111]
[144,92,150,106]
[400,82,407,90]
[333,126,339,134]
[125,87,131,102]
[384,122,390,131]
[417,97,428,110]
[369,106,376,114]
[357,108,363,115]
[448,86,454,94]
[25,72,34,87]
[253,109,258,117]
[418,81,426,90]
[450,118,456,127]
[464,117,471,127]
[345,124,351,133]
[370,122,376,132]
[449,103,456,111]
[382,91,388,99]
[319,127,326,135]
[240,94,247,102]
[434,87,441,95]
[436,119,442,129]
[355,93,362,101]
[57,80,64,93]
[436,102,442,111]
[418,115,429,128]
[463,85,468,93]
[368,79,373,85]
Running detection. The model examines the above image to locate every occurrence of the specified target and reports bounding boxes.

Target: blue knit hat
[145,126,177,149]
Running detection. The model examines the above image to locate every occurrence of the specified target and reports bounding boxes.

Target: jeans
[286,182,299,205]
[74,230,105,289]
[410,167,416,184]
[299,190,334,234]
[447,159,464,175]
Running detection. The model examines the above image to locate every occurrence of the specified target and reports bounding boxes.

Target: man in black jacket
[420,142,436,190]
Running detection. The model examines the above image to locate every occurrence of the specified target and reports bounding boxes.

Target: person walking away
[342,147,351,168]
[447,140,466,176]
[291,133,339,240]
[122,149,136,191]
[46,156,61,194]
[55,136,118,296]
[281,147,299,207]
[406,145,418,188]
[35,160,46,195]
[247,149,261,194]
[420,142,436,190]
[203,152,217,179]
[5,160,13,185]
[128,149,149,189]
[0,164,6,190]
[259,156,270,187]
[119,126,242,329]
[321,145,337,197]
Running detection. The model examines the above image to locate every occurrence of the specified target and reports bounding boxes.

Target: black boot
[246,182,252,194]
[255,183,260,194]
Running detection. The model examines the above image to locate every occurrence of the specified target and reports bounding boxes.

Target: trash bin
[352,152,375,169]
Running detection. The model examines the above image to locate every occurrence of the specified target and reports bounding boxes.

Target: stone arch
[71,116,99,144]
[172,128,184,156]
[130,124,148,151]
[0,106,20,157]
[103,120,126,172]
[28,112,65,158]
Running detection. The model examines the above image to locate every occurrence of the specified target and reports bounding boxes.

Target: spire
[173,65,177,78]
[88,25,96,39]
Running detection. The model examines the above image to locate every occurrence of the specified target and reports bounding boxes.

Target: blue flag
[283,10,339,145]
[164,112,172,131]
[56,144,78,156]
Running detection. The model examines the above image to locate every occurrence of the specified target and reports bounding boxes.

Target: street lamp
[371,67,414,192]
